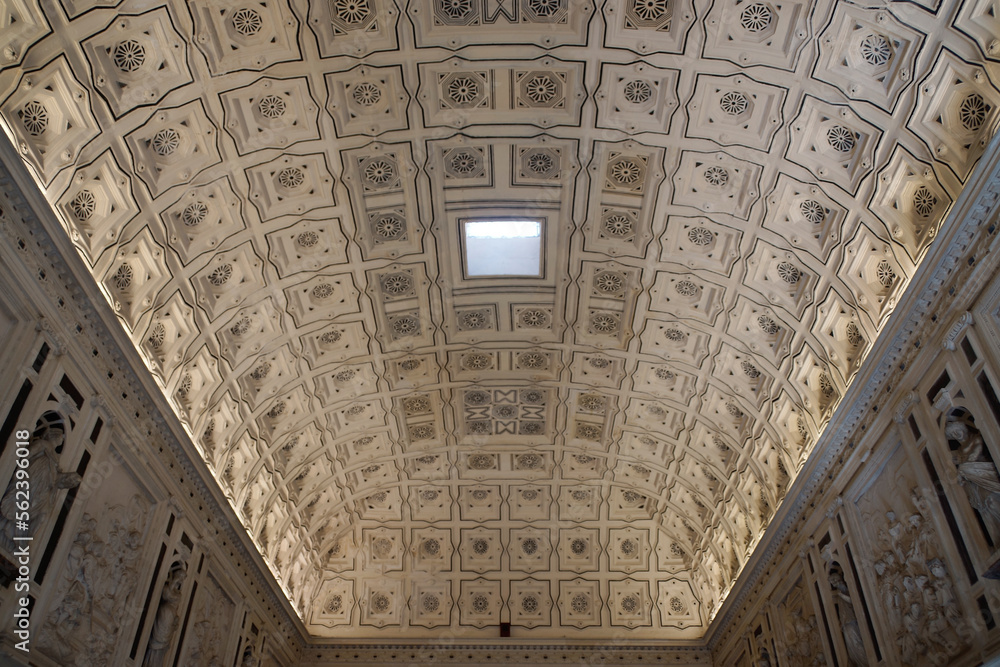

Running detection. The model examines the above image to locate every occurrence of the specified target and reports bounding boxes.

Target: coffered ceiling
[2,0,999,643]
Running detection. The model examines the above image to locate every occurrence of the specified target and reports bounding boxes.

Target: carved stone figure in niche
[241,643,259,667]
[827,564,868,667]
[37,496,147,666]
[757,648,772,667]
[143,560,188,667]
[0,415,80,555]
[945,414,1000,544]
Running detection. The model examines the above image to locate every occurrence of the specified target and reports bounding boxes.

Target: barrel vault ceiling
[2,0,999,643]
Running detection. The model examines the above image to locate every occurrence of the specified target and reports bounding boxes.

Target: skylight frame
[460,217,546,279]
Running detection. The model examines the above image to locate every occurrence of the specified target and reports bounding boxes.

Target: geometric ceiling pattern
[1,0,998,641]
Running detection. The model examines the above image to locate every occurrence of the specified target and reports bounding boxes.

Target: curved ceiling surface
[2,0,999,642]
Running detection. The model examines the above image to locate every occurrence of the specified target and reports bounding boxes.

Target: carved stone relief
[855,444,978,666]
[37,494,150,665]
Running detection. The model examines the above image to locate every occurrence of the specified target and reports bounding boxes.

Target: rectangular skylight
[462,219,543,278]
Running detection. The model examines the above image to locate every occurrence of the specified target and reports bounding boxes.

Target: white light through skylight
[463,219,543,277]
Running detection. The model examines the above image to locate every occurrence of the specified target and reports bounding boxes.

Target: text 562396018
[12,428,32,653]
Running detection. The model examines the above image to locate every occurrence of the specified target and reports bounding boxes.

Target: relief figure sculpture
[946,418,1000,543]
[828,565,868,667]
[0,418,80,555]
[142,561,187,667]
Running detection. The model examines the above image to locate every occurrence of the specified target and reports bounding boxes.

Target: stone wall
[0,154,297,667]
[713,144,1000,667]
